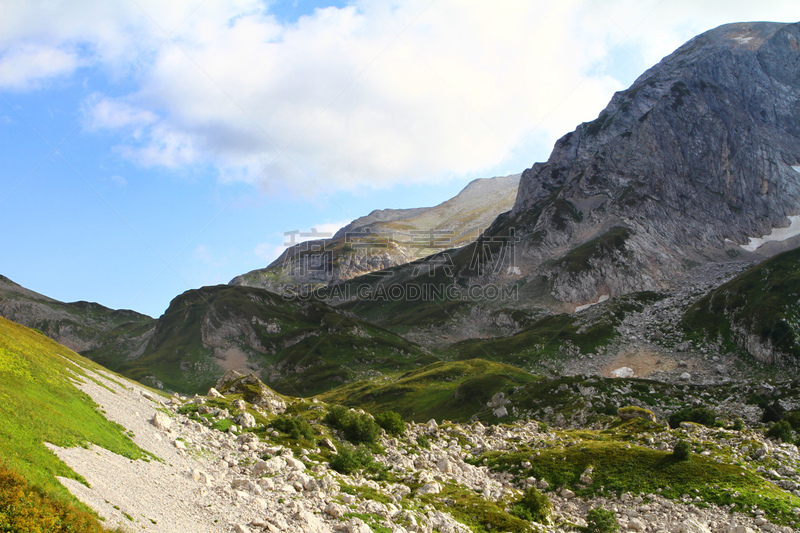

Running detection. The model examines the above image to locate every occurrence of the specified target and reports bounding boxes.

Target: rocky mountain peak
[504,21,800,304]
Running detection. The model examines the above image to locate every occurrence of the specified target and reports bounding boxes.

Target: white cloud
[0,44,79,89]
[2,0,800,190]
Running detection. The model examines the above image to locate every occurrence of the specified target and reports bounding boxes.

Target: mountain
[230,174,520,292]
[504,21,800,305]
[116,284,434,396]
[0,274,155,365]
[0,276,433,396]
[337,22,800,345]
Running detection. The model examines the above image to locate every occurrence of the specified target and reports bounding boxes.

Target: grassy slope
[119,285,433,396]
[320,359,538,423]
[682,247,800,360]
[0,317,145,501]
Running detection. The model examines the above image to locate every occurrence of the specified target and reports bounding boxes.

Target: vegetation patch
[0,317,147,529]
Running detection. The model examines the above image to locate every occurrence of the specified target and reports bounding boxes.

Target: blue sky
[1,1,798,318]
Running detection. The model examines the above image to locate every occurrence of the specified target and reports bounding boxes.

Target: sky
[1,0,798,318]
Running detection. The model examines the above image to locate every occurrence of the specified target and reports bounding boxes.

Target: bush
[416,435,430,449]
[323,405,351,428]
[766,420,793,442]
[329,442,374,475]
[0,465,112,533]
[323,405,380,444]
[732,417,745,431]
[787,411,800,430]
[586,506,619,533]
[270,415,315,440]
[668,407,716,428]
[509,487,552,523]
[374,411,405,436]
[761,401,785,423]
[672,440,691,461]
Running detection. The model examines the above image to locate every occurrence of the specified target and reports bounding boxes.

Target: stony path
[48,366,242,532]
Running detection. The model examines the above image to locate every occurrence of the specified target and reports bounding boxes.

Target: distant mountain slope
[230,174,520,292]
[119,284,434,396]
[682,246,800,364]
[0,274,155,364]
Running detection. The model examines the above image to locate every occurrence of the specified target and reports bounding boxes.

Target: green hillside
[120,285,434,396]
[320,359,537,422]
[0,316,146,531]
[682,247,800,362]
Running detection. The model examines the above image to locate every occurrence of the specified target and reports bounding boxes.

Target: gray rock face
[230,174,520,292]
[504,21,800,305]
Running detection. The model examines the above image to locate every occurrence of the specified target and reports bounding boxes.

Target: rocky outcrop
[504,21,800,305]
[230,174,520,292]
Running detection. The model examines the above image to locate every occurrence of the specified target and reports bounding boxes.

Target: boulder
[151,411,172,430]
[618,406,657,423]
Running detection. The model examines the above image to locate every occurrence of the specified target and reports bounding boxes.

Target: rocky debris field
[46,365,800,533]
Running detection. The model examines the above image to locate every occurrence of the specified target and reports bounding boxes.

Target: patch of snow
[574,294,609,313]
[740,215,800,252]
[792,166,800,174]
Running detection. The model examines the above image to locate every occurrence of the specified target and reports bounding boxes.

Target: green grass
[473,433,800,525]
[682,246,800,360]
[0,316,147,525]
[320,359,537,423]
[420,482,533,532]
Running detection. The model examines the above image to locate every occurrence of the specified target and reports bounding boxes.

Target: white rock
[237,411,257,429]
[611,367,635,378]
[207,387,224,398]
[151,411,172,430]
[417,482,441,495]
[628,518,646,531]
[325,502,344,517]
[673,518,711,533]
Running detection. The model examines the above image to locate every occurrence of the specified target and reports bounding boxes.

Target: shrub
[0,464,113,533]
[416,435,430,449]
[732,417,745,431]
[787,411,800,430]
[374,411,405,436]
[329,443,374,475]
[766,420,793,442]
[668,407,716,428]
[324,405,379,444]
[586,506,619,533]
[761,401,785,423]
[323,405,352,428]
[510,487,552,523]
[270,415,314,440]
[672,440,691,461]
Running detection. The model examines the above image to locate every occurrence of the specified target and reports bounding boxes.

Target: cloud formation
[2,0,799,192]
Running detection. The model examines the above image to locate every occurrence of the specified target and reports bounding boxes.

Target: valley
[2,18,800,533]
